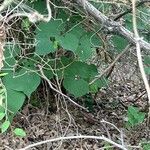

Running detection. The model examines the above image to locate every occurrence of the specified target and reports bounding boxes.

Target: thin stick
[114,0,150,21]
[133,90,147,102]
[90,44,131,85]
[132,0,150,122]
[18,135,128,150]
[4,145,13,150]
[101,119,121,133]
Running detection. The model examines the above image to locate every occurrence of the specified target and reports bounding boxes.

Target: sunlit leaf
[1,120,10,133]
[13,128,26,137]
[127,106,145,127]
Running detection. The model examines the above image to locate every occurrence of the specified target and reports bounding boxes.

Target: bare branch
[75,0,150,51]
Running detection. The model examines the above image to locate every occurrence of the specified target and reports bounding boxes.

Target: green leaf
[144,67,150,75]
[65,26,85,39]
[76,34,92,60]
[57,32,79,51]
[3,45,21,69]
[142,142,150,150]
[89,82,99,93]
[53,40,59,49]
[144,56,150,65]
[35,20,63,55]
[1,120,10,133]
[21,18,30,30]
[63,78,89,97]
[63,61,98,97]
[28,0,47,14]
[3,49,17,68]
[57,27,95,60]
[0,113,5,120]
[0,106,5,114]
[89,78,107,93]
[112,35,128,52]
[127,106,145,127]
[36,20,62,38]
[36,37,56,55]
[60,56,74,66]
[55,56,74,79]
[124,14,133,31]
[64,61,98,80]
[3,70,41,97]
[4,45,21,58]
[90,33,102,47]
[7,89,26,116]
[102,141,113,150]
[13,128,26,137]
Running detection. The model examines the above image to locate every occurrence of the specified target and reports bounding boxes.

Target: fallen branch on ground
[18,135,128,150]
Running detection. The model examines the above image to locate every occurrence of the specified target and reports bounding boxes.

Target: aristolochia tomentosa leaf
[35,20,63,55]
[76,34,92,61]
[64,61,98,80]
[57,32,79,51]
[2,70,41,117]
[3,70,41,97]
[63,78,89,97]
[63,61,98,97]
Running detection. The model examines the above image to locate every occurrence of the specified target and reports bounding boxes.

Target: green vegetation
[0,0,150,149]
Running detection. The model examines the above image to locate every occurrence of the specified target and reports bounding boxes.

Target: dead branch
[74,0,150,51]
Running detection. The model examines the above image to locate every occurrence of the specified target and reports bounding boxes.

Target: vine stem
[132,0,150,122]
